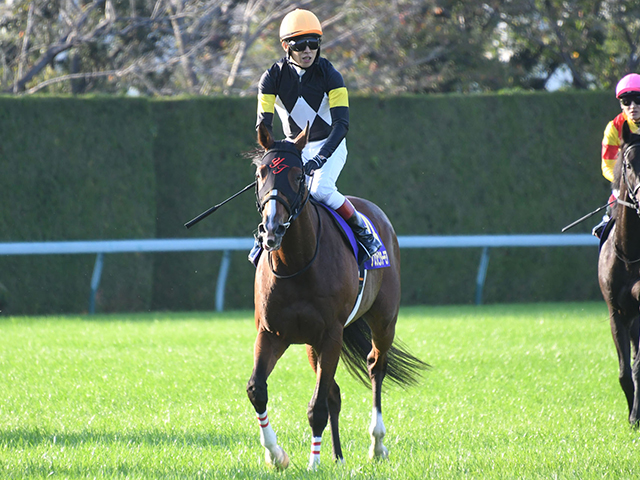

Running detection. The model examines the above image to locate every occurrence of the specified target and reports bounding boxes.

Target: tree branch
[26,64,136,94]
[10,0,109,93]
[14,2,34,94]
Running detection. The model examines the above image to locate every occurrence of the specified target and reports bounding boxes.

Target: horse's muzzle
[259,222,289,251]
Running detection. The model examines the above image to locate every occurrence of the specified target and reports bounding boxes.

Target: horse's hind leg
[610,312,635,423]
[366,315,395,460]
[246,330,290,468]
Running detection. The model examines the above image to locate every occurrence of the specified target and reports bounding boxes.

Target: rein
[268,202,322,279]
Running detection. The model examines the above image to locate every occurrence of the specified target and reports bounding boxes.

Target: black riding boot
[346,212,382,258]
[592,215,609,239]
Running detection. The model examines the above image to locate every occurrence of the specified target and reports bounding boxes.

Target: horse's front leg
[630,315,640,425]
[246,330,290,468]
[610,312,635,422]
[307,329,343,470]
[306,345,344,466]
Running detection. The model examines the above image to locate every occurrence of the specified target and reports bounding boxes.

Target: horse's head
[253,123,309,251]
[619,122,640,215]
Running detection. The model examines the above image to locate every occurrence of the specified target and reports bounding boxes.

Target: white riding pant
[302,139,347,210]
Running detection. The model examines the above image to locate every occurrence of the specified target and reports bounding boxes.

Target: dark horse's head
[616,122,640,216]
[253,123,309,251]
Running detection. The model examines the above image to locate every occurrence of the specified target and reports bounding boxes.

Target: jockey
[593,73,640,238]
[253,8,382,259]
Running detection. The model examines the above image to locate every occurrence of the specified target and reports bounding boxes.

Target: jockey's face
[282,38,318,69]
[620,93,640,124]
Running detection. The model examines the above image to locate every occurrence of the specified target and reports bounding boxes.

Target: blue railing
[0,234,598,313]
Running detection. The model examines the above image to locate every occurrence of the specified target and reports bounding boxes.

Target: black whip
[561,199,616,232]
[184,181,257,229]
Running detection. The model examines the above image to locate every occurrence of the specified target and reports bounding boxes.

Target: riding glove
[303,155,327,175]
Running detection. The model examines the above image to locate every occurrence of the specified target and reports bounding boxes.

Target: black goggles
[620,95,640,107]
[287,37,321,52]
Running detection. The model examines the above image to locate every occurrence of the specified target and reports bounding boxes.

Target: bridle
[255,143,309,223]
[620,142,640,216]
[614,141,640,265]
[255,141,321,278]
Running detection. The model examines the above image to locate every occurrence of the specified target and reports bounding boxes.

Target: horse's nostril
[258,223,267,234]
[275,225,287,236]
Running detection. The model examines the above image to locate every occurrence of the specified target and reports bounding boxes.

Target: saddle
[313,199,390,270]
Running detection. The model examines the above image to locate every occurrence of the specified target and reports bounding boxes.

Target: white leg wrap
[368,407,389,460]
[308,436,322,470]
[257,411,289,469]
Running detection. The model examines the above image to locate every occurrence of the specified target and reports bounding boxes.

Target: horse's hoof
[369,444,389,460]
[265,446,289,469]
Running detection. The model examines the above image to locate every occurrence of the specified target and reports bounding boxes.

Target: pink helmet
[616,73,640,98]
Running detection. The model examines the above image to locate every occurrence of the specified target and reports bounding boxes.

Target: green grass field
[0,303,638,479]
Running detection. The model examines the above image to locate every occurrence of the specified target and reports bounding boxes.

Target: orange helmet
[279,9,322,41]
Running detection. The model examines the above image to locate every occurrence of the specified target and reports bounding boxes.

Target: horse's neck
[273,203,318,267]
[615,188,640,257]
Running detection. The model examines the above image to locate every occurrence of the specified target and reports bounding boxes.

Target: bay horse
[246,123,428,469]
[598,121,640,426]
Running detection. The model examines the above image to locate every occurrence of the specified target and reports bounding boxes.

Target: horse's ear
[623,121,632,144]
[292,122,309,151]
[257,122,274,151]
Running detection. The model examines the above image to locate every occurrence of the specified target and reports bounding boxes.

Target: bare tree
[2,0,640,96]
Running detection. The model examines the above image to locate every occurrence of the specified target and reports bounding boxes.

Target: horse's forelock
[244,147,265,167]
[249,141,303,167]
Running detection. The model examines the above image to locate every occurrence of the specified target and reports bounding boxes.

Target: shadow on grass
[0,427,322,479]
[0,426,247,449]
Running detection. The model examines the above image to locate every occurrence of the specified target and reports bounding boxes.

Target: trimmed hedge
[150,98,259,311]
[0,97,156,314]
[0,92,618,314]
[341,92,615,304]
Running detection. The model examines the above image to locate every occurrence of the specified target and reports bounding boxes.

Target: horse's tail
[340,318,430,388]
